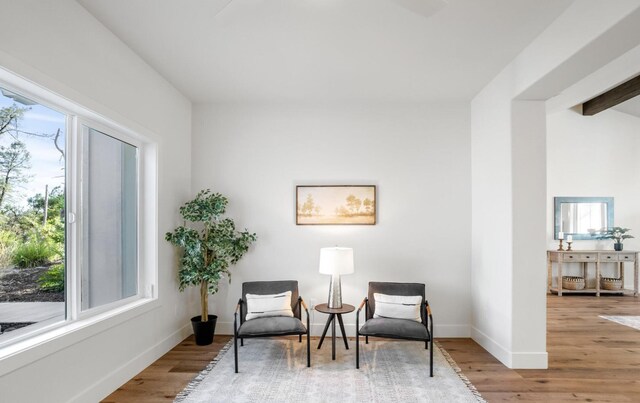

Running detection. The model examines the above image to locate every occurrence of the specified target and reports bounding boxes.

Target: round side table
[314,303,355,360]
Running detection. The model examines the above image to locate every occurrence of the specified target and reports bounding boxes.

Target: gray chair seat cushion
[238,316,306,337]
[359,318,429,340]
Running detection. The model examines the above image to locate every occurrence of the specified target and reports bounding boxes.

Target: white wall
[510,101,547,358]
[547,108,640,286]
[470,73,514,360]
[471,74,548,368]
[192,102,471,338]
[471,0,640,369]
[0,1,192,402]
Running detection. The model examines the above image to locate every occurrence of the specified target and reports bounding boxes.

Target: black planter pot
[191,315,217,346]
[614,243,623,251]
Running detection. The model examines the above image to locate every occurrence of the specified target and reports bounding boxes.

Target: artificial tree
[165,189,256,344]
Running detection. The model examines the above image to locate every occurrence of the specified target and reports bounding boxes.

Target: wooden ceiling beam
[582,74,640,116]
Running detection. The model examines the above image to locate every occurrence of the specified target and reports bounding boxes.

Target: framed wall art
[296,185,376,225]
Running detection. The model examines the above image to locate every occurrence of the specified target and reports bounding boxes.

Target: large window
[0,87,66,337]
[0,79,149,345]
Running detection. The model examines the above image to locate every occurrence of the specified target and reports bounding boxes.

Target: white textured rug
[600,315,640,331]
[175,338,485,403]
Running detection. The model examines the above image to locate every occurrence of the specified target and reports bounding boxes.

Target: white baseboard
[471,326,512,367]
[69,323,193,403]
[511,351,548,369]
[471,326,548,369]
[217,322,470,338]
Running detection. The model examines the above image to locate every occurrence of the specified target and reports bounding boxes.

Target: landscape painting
[296,185,376,225]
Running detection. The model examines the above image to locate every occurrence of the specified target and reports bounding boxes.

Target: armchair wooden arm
[357,297,367,313]
[424,300,433,329]
[297,296,310,320]
[356,297,368,338]
[299,297,309,312]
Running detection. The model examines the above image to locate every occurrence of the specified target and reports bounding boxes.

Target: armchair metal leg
[299,334,302,343]
[429,318,434,377]
[241,337,244,347]
[365,335,368,344]
[307,310,311,367]
[429,337,434,377]
[356,331,360,369]
[234,312,239,373]
[356,305,361,369]
[425,340,428,349]
[234,331,239,373]
[307,331,311,367]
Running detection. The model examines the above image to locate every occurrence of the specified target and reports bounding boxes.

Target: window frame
[72,118,145,320]
[0,69,157,353]
[0,79,72,345]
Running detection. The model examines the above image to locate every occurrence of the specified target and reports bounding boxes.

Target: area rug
[600,315,640,331]
[175,338,486,403]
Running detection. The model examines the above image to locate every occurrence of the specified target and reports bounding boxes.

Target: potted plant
[165,189,256,345]
[590,227,633,251]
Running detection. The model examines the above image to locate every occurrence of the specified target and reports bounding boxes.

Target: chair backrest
[242,280,300,322]
[367,282,426,324]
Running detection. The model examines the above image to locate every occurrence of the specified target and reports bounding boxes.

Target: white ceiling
[613,96,640,118]
[77,0,573,103]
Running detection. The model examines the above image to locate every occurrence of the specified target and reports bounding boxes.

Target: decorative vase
[614,242,623,251]
[191,314,217,346]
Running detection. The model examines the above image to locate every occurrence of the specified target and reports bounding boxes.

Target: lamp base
[327,274,343,309]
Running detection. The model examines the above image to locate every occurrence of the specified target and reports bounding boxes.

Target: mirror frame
[554,197,614,240]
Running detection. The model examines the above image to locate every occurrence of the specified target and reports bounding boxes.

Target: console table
[547,250,639,296]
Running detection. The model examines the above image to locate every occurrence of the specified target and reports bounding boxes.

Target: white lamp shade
[319,247,354,275]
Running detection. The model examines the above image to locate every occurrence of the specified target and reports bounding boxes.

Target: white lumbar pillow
[245,291,294,320]
[373,293,422,322]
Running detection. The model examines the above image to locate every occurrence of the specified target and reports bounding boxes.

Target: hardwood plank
[443,295,640,402]
[481,392,635,402]
[102,335,232,403]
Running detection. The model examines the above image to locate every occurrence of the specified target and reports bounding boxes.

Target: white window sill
[0,297,159,377]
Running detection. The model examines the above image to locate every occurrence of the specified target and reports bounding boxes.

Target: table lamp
[319,247,354,309]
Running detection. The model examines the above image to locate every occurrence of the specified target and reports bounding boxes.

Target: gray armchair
[233,280,310,373]
[355,282,434,376]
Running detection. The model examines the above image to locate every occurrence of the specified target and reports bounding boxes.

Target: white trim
[511,351,548,369]
[77,117,144,149]
[68,115,80,322]
[470,326,547,369]
[78,295,145,320]
[0,298,158,377]
[0,64,159,355]
[141,141,158,299]
[0,74,74,117]
[0,315,65,349]
[470,326,512,367]
[75,118,144,316]
[0,64,164,144]
[69,322,193,403]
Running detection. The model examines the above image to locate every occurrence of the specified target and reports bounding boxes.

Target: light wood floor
[103,295,640,402]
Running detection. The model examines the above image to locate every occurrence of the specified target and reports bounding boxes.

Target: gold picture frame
[296,185,376,225]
